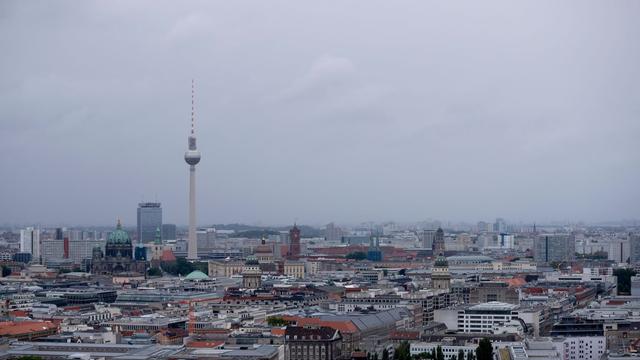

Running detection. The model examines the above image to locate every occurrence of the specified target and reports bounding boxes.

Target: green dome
[184,270,210,281]
[434,255,448,267]
[108,219,131,244]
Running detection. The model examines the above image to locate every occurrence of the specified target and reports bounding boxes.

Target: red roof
[161,249,177,262]
[0,321,58,336]
[390,330,420,340]
[281,316,358,334]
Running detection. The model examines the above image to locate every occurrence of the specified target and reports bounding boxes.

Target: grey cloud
[0,0,638,226]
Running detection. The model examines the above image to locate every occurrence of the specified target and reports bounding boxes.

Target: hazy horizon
[1,1,639,226]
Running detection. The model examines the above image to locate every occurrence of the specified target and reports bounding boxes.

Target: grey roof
[318,307,409,332]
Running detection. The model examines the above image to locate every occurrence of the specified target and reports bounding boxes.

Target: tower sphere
[185,150,201,165]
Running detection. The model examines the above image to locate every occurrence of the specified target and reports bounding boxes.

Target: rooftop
[469,301,519,311]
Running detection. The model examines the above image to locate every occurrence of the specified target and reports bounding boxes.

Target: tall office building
[493,218,507,233]
[136,202,162,243]
[609,238,630,264]
[185,79,201,260]
[137,202,162,243]
[534,234,576,264]
[630,233,640,265]
[432,227,445,255]
[325,223,343,242]
[55,228,64,240]
[20,227,41,263]
[161,224,177,241]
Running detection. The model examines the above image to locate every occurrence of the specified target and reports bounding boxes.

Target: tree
[458,349,465,360]
[394,341,411,360]
[266,316,288,326]
[451,355,457,360]
[1,266,10,277]
[382,348,390,360]
[147,267,162,277]
[476,338,493,360]
[614,268,637,295]
[163,257,196,276]
[346,251,367,260]
[436,346,444,360]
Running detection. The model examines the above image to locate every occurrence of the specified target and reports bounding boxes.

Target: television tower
[185,79,201,260]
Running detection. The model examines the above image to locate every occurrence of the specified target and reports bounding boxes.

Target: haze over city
[1,1,639,226]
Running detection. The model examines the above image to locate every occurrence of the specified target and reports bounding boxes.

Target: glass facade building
[137,202,162,243]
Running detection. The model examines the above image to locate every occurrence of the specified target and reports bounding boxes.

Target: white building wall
[562,337,606,360]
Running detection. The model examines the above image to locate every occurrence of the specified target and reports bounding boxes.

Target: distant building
[630,233,640,265]
[609,238,630,264]
[367,235,383,262]
[288,224,301,259]
[534,234,576,264]
[431,256,451,290]
[325,223,343,242]
[137,202,162,243]
[161,224,177,240]
[285,326,343,360]
[92,220,146,275]
[631,276,640,296]
[493,218,507,233]
[432,228,445,255]
[242,256,262,289]
[284,261,305,279]
[422,230,436,249]
[19,227,40,264]
[197,228,216,253]
[469,282,519,304]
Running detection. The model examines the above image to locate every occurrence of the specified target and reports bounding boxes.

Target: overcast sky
[1,1,639,227]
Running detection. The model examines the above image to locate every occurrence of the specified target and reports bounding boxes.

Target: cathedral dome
[434,255,449,267]
[108,219,131,245]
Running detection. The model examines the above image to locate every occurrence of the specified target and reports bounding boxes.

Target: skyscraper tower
[185,79,201,260]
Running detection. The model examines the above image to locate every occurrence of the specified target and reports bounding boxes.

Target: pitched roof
[285,326,340,341]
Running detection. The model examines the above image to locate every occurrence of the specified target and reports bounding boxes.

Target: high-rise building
[609,238,630,264]
[288,224,301,259]
[534,234,576,264]
[367,234,383,262]
[324,223,343,242]
[432,227,445,255]
[630,233,640,265]
[197,227,216,253]
[161,224,177,241]
[422,229,436,249]
[493,218,507,233]
[184,79,201,260]
[137,202,162,243]
[55,228,64,241]
[20,227,41,264]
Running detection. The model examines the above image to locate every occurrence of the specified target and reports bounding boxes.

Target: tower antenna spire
[191,78,195,135]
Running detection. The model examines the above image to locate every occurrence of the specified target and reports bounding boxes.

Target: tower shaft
[187,165,198,259]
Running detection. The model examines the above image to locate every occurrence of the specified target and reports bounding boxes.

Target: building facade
[137,202,162,244]
[285,326,343,360]
[534,234,576,264]
[92,220,146,275]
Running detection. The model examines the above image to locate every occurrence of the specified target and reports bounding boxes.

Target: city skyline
[1,1,639,226]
